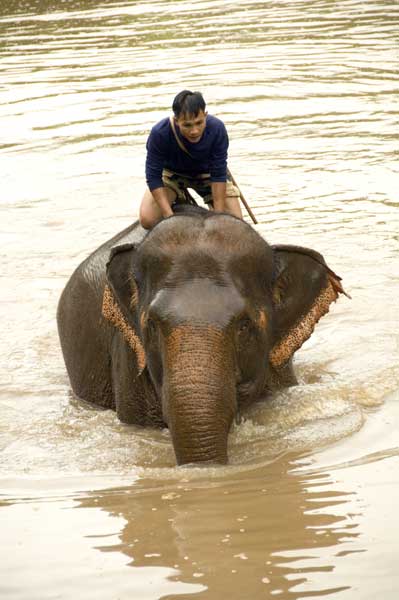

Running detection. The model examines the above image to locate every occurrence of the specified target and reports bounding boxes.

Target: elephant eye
[146,317,157,338]
[237,317,252,335]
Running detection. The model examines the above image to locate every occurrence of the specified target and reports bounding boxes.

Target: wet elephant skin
[57,206,345,465]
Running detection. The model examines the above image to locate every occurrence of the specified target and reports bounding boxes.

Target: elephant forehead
[149,278,246,326]
[140,214,271,264]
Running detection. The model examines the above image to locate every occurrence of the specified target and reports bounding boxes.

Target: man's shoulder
[150,117,171,137]
[206,114,226,131]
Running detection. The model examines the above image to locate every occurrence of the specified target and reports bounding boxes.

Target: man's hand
[211,182,227,212]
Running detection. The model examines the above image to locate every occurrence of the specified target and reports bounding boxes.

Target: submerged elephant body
[57,207,345,464]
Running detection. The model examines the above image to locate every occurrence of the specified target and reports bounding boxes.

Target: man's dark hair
[172,90,206,118]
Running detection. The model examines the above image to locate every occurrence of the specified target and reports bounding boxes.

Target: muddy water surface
[1,1,399,598]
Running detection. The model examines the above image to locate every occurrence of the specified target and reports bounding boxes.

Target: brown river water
[1,0,399,598]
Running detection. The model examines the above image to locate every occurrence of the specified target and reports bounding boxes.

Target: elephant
[57,205,347,465]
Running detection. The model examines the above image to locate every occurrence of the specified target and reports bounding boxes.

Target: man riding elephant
[139,90,243,229]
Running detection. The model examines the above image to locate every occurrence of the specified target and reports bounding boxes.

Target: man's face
[175,110,207,144]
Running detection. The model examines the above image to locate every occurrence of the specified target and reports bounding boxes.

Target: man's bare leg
[224,195,243,219]
[139,187,177,230]
[211,181,243,220]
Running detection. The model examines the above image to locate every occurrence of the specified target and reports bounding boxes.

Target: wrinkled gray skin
[57,206,343,465]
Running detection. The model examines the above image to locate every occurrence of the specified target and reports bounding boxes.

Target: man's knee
[139,201,162,229]
[139,191,157,229]
[139,212,156,230]
[225,195,243,219]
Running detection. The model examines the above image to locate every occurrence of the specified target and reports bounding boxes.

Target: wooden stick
[227,168,258,224]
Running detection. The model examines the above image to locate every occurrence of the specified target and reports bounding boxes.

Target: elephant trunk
[163,325,236,465]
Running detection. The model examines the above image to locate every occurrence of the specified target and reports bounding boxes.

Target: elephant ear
[269,244,349,369]
[102,243,146,374]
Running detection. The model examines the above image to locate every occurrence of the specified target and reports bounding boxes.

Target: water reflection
[77,456,360,598]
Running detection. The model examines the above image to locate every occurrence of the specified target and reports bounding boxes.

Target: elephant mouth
[237,377,268,408]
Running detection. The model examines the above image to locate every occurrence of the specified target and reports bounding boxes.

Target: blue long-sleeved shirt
[145,115,229,191]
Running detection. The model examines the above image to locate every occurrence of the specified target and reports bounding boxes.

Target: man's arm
[209,118,229,211]
[145,125,172,216]
[211,181,227,212]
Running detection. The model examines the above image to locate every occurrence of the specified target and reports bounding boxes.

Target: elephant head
[103,210,345,465]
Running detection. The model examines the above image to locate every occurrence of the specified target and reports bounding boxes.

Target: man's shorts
[162,169,240,206]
